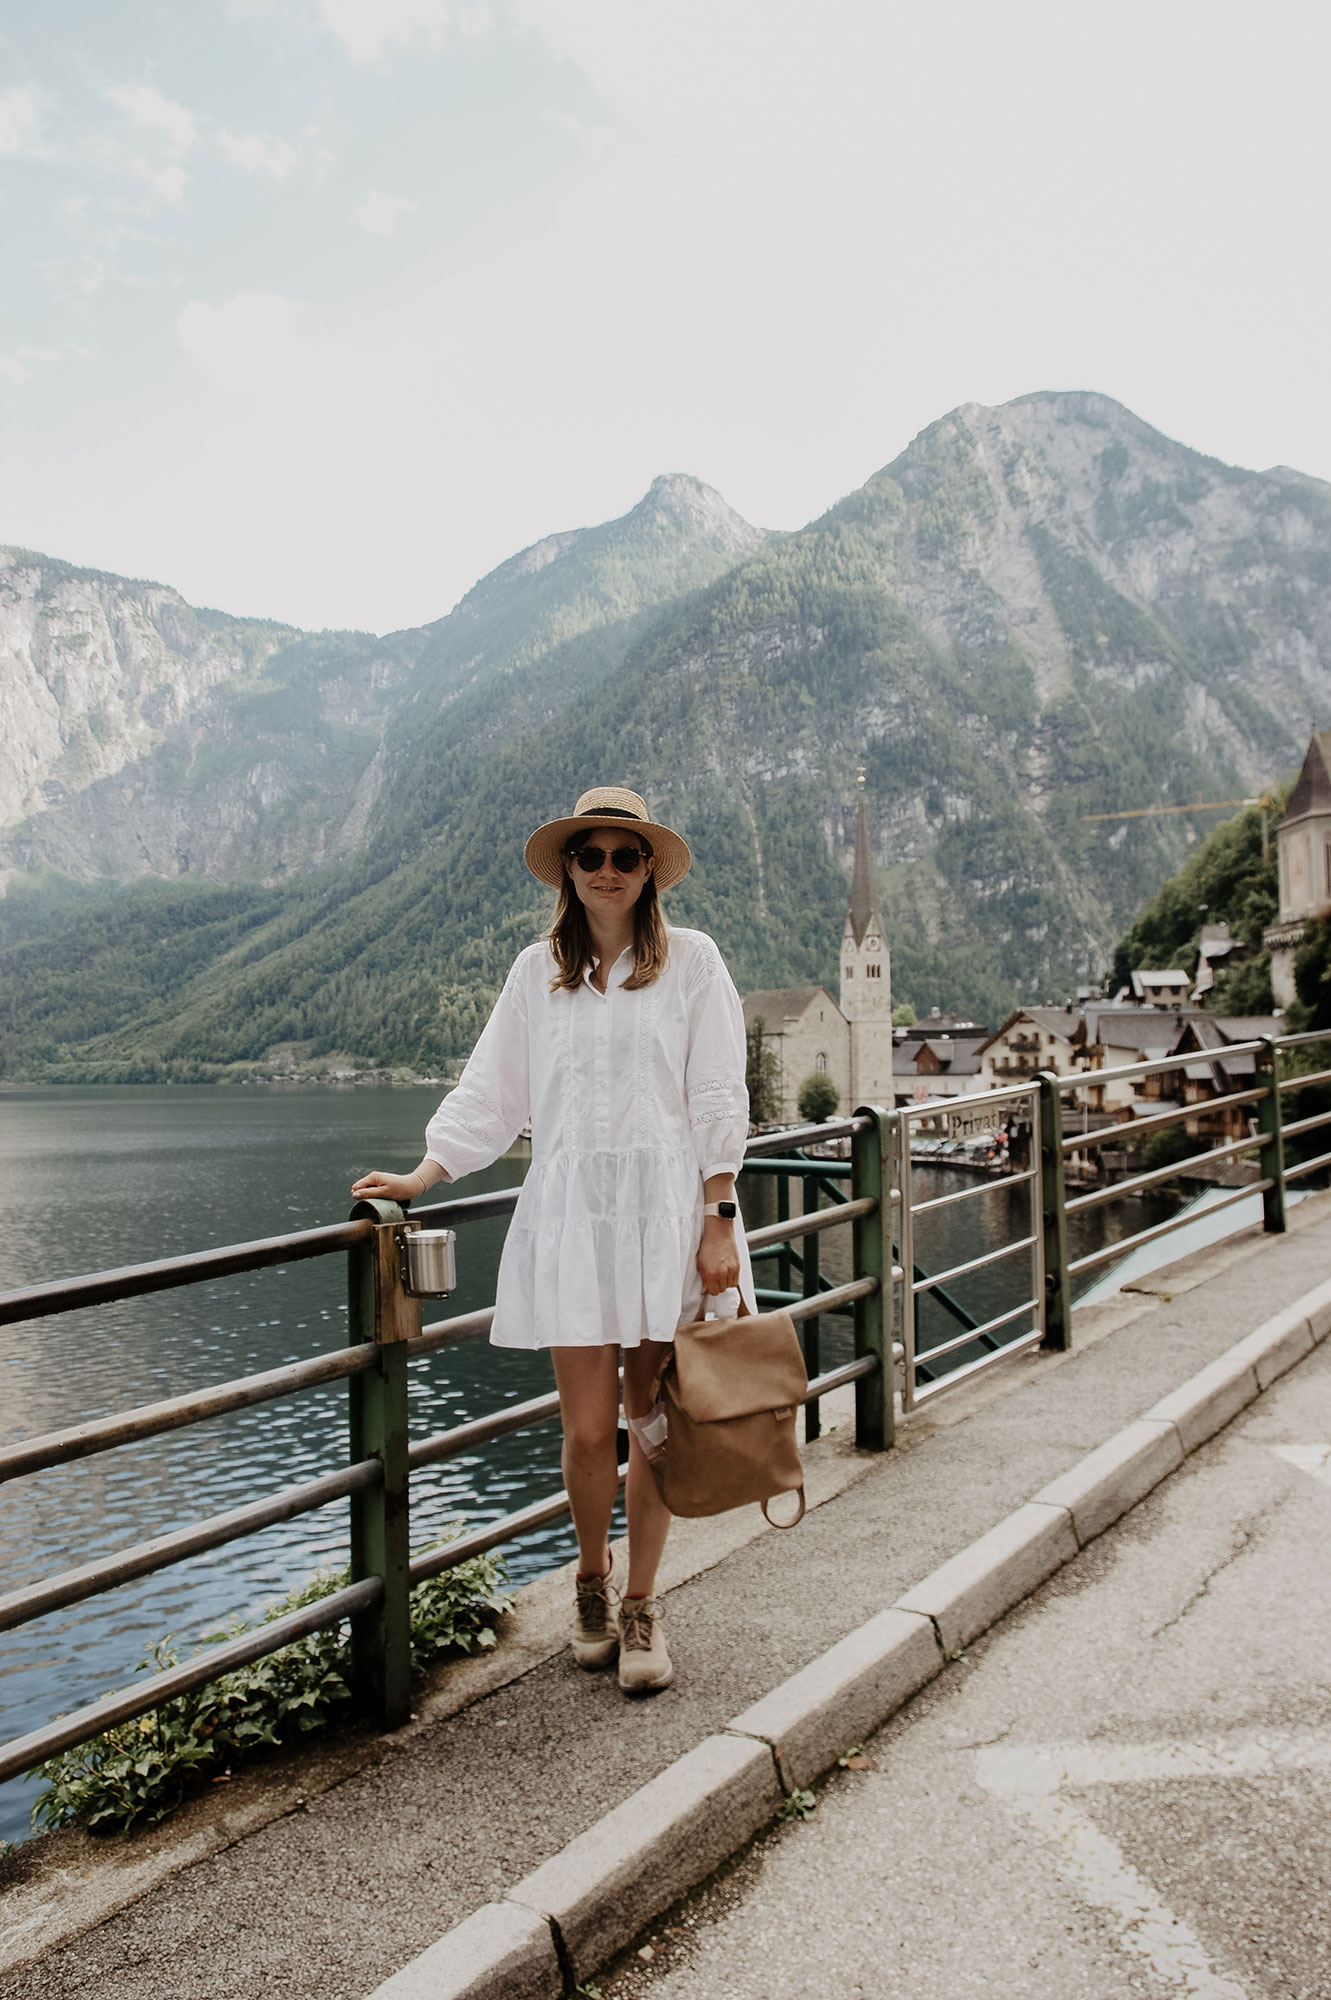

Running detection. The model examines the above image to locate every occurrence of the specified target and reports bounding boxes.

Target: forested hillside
[1,391,1326,1082]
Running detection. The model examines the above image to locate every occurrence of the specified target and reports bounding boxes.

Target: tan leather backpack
[647,1300,807,1525]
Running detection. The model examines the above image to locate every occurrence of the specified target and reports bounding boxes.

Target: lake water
[0,1085,1179,1844]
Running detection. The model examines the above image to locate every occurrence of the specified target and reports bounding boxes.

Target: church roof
[1280,731,1331,828]
[847,798,882,945]
[741,986,839,1029]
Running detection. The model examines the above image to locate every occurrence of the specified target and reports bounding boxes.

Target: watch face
[718,1201,737,1219]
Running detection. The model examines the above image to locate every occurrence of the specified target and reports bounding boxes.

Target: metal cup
[402,1227,456,1298]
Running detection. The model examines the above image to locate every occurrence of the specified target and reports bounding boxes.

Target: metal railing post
[851,1105,892,1449]
[1037,1073,1072,1352]
[347,1200,418,1729]
[1257,1037,1287,1234]
[894,1108,916,1415]
[801,1171,822,1443]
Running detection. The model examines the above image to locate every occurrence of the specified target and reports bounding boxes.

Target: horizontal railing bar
[915,1298,1041,1367]
[913,1328,1045,1404]
[409,1188,522,1226]
[1062,1087,1267,1154]
[1055,1042,1265,1094]
[745,1198,875,1251]
[1067,1181,1270,1278]
[742,1117,870,1158]
[912,1235,1037,1294]
[0,1460,382,1635]
[1281,1107,1331,1141]
[407,1307,495,1358]
[0,1219,373,1329]
[910,1169,1037,1216]
[409,1467,629,1583]
[1278,1065,1331,1093]
[0,1342,379,1486]
[788,1275,877,1323]
[1285,1147,1331,1182]
[0,1577,381,1787]
[409,1389,563,1469]
[1275,1029,1331,1049]
[804,1355,878,1399]
[739,1158,853,1178]
[1065,1134,1262,1213]
[409,1328,883,1475]
[901,1081,1037,1116]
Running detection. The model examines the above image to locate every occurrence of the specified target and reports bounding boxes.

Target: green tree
[891,1001,916,1026]
[745,1017,781,1126]
[797,1071,840,1122]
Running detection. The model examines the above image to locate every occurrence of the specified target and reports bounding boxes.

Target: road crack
[1149,1506,1279,1639]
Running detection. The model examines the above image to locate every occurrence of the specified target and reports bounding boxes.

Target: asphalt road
[615,1336,1331,2000]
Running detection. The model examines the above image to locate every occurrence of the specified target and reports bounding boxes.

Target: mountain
[0,475,769,885]
[0,393,1327,1082]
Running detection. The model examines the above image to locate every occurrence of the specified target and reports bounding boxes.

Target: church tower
[839,797,894,1106]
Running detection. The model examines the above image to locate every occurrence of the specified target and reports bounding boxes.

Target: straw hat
[524,786,692,891]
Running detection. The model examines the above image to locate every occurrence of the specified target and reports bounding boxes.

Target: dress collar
[584,946,631,997]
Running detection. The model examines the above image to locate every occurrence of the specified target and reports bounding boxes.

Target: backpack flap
[672,1307,808,1422]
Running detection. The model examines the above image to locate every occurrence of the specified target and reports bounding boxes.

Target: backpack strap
[761,1486,806,1529]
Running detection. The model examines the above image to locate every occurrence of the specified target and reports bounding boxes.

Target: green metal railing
[0,1109,892,1783]
[3,1025,1328,1791]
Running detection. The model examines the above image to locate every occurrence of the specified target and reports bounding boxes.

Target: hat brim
[524,813,692,891]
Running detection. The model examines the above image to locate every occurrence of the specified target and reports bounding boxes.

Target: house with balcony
[976,1007,1088,1089]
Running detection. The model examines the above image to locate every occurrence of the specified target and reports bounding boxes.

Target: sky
[0,0,1327,635]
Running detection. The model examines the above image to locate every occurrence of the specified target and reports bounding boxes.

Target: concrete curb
[362,1277,1331,2000]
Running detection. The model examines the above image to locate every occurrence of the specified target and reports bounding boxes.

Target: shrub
[28,1535,510,1838]
[796,1071,840,1123]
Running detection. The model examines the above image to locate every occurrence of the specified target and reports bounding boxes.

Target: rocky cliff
[0,474,769,885]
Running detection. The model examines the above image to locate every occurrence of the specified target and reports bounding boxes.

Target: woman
[351,786,754,1696]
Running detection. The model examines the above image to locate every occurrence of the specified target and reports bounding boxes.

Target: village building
[976,1006,1087,1091]
[740,800,895,1124]
[1128,967,1191,1005]
[1264,730,1331,1007]
[892,1022,988,1107]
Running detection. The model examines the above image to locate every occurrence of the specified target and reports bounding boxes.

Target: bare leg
[551,1346,621,1575]
[621,1341,674,1599]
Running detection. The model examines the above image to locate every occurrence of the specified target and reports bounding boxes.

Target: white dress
[423,927,757,1348]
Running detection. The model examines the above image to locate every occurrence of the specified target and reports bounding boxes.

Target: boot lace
[620,1597,660,1651]
[575,1569,617,1636]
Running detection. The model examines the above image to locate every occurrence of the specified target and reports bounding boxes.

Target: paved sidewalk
[618,1323,1331,1999]
[4,1200,1331,2000]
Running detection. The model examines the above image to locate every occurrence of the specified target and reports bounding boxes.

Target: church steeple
[848,797,879,945]
[839,792,893,1103]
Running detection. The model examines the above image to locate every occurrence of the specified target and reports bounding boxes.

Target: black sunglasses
[569,844,648,874]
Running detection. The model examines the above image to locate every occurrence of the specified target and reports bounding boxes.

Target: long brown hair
[548,835,669,991]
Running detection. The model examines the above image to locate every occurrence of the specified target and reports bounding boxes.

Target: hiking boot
[617,1595,673,1695]
[570,1551,620,1670]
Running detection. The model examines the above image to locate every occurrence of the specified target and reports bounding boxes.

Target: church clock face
[867,937,881,951]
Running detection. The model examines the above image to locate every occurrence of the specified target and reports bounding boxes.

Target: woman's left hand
[696,1217,741,1296]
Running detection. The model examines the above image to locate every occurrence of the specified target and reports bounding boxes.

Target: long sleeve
[683,938,751,1179]
[424,955,532,1182]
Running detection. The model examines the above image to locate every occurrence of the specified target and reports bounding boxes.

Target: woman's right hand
[350,1169,429,1203]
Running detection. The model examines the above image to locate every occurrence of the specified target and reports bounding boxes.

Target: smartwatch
[703,1201,737,1220]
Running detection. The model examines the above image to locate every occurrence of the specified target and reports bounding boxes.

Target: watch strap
[703,1201,737,1219]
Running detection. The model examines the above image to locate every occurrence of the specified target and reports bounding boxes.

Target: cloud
[0,343,90,389]
[319,0,489,62]
[353,191,418,236]
[177,291,303,395]
[218,129,299,179]
[0,86,42,158]
[133,160,188,204]
[542,109,611,153]
[106,83,197,156]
